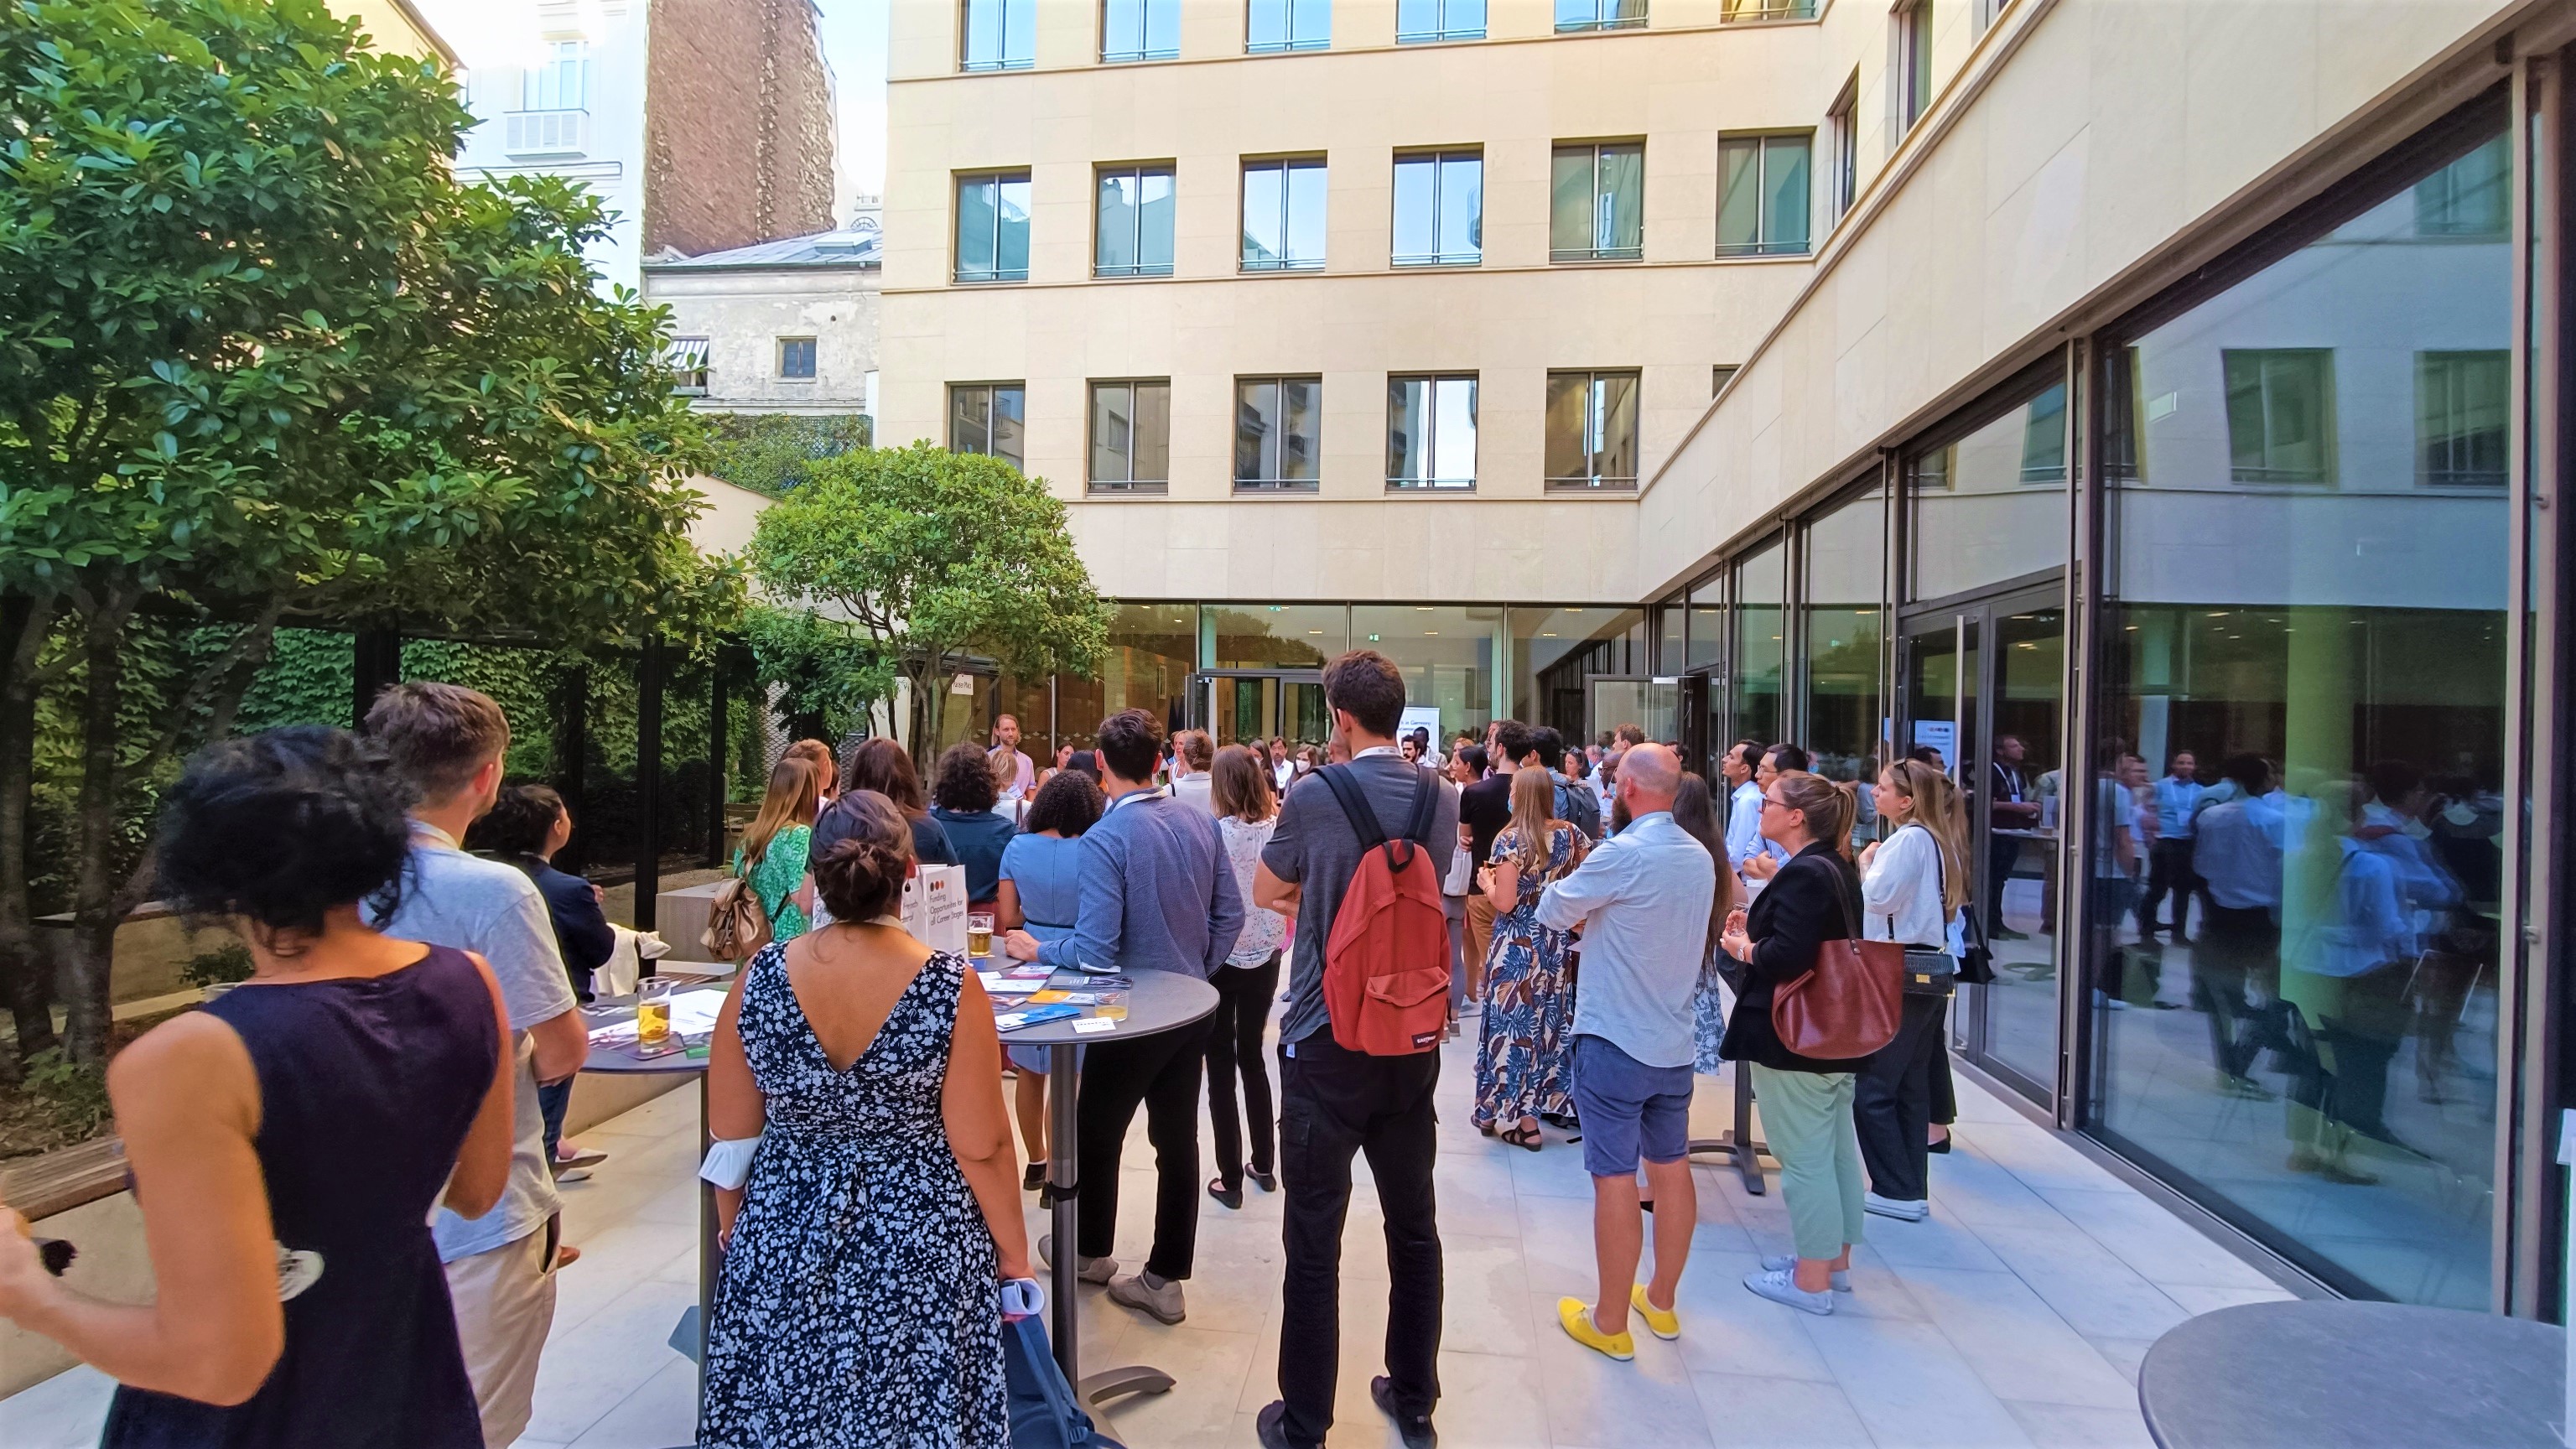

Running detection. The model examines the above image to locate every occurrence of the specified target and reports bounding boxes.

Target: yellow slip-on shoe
[1556,1296,1634,1361]
[1630,1284,1680,1341]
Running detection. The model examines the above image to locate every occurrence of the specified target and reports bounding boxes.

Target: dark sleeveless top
[101,944,500,1449]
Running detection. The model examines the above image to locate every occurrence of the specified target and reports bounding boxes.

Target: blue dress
[102,946,496,1449]
[702,944,1009,1448]
[1472,822,1581,1129]
[999,833,1084,1073]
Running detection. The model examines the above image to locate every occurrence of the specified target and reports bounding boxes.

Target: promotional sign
[1399,705,1441,746]
[902,864,970,956]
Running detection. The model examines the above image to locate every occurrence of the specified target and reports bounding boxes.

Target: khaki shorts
[444,1218,560,1449]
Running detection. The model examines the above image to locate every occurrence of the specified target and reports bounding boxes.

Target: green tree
[745,602,896,744]
[746,444,1108,768]
[704,413,872,499]
[0,0,737,1064]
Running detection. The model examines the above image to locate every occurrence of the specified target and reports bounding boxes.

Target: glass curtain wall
[2088,112,2511,1308]
[1513,607,1645,741]
[1802,485,1886,844]
[1731,539,1785,747]
[1207,605,1346,667]
[1055,603,1197,748]
[1354,605,1504,744]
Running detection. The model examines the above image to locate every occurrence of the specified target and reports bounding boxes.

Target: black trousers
[2194,904,2282,1080]
[1853,990,1950,1202]
[2137,838,2204,941]
[1276,1035,1442,1449]
[1206,952,1283,1190]
[1075,1015,1213,1280]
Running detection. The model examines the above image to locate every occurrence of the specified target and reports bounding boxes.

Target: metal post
[706,651,728,868]
[558,666,590,876]
[636,638,663,934]
[1048,1041,1081,1383]
[351,626,401,730]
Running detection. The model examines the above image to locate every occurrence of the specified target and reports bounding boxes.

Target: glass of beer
[968,913,995,958]
[636,979,673,1046]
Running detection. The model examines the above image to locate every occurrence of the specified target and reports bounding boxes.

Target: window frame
[1240,155,1329,273]
[1712,364,1740,397]
[2415,349,2509,489]
[776,337,818,381]
[1093,161,1177,278]
[1389,148,1484,267]
[959,0,1036,72]
[949,382,1028,472]
[1716,131,1815,258]
[1384,373,1480,491]
[1396,0,1488,43]
[667,336,710,396]
[953,169,1033,285]
[1245,0,1332,54]
[1719,0,1816,18]
[1826,74,1861,221]
[520,39,589,112]
[1100,0,1181,64]
[1897,0,1935,135]
[1544,368,1643,491]
[1549,139,1646,264]
[2220,347,2338,486]
[1554,0,1648,34]
[1233,374,1325,491]
[1087,378,1173,494]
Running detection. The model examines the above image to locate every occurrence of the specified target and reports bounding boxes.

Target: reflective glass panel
[1910,379,2069,601]
[1353,605,1504,743]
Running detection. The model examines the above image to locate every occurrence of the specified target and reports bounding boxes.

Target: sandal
[1498,1124,1544,1152]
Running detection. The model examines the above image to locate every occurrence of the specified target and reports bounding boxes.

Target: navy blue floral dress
[1473,822,1581,1130]
[702,943,1009,1448]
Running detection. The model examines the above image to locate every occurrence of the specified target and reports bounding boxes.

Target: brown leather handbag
[1770,858,1905,1060]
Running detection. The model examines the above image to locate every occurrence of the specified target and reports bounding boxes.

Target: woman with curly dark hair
[0,727,514,1447]
[929,740,1017,906]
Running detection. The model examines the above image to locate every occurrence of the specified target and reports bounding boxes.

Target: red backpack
[1316,764,1452,1055]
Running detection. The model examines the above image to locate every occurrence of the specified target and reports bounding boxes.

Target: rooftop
[642,224,881,273]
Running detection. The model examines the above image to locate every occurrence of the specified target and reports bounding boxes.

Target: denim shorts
[1571,1034,1695,1177]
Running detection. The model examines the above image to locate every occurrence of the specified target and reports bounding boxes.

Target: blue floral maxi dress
[702,943,1009,1448]
[1473,822,1581,1130]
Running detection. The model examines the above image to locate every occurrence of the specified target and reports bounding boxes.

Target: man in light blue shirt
[1720,740,1768,875]
[2139,750,2205,943]
[1534,744,1716,1358]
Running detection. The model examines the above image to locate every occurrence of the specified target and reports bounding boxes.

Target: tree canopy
[0,0,739,1065]
[746,444,1108,762]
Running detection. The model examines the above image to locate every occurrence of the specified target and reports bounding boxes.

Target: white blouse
[1861,823,1952,949]
[1218,814,1289,967]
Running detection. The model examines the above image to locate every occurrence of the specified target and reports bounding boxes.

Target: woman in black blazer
[1717,769,1873,1317]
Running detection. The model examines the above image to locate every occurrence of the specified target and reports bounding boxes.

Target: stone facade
[644,0,838,259]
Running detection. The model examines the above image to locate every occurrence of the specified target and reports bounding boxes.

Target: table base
[1048,1041,1177,1415]
[1686,1067,1770,1194]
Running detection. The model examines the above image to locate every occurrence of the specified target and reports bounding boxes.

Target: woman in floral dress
[1473,766,1587,1149]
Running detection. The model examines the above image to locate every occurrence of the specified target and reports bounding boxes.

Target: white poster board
[1399,705,1441,746]
[901,864,970,956]
[1911,719,1959,772]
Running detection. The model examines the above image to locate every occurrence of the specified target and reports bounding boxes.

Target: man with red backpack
[1250,651,1458,1449]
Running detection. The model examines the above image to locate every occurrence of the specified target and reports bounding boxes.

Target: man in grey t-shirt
[365,683,587,1449]
[1251,651,1456,1449]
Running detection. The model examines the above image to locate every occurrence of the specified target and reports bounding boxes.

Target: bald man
[1534,744,1719,1359]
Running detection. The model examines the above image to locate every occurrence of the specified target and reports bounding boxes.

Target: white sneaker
[1742,1266,1836,1316]
[1865,1192,1930,1222]
[1036,1234,1116,1285]
[1759,1254,1852,1291]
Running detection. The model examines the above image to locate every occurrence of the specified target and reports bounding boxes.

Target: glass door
[1901,589,2066,1103]
[1586,677,1678,745]
[1192,670,1327,755]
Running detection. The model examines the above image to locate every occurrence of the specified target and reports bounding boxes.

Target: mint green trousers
[1749,1063,1870,1260]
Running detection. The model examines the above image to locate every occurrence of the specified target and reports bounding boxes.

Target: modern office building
[883,0,2576,1317]
[425,0,839,292]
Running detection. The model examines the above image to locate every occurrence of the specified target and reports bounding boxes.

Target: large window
[1392,150,1482,267]
[1247,0,1331,52]
[1800,486,1885,835]
[1716,133,1812,257]
[2415,133,2508,236]
[1555,0,1646,31]
[954,171,1031,283]
[2417,350,2509,487]
[1397,0,1486,41]
[1827,75,1860,221]
[776,338,817,380]
[1730,539,1784,746]
[1722,0,1816,18]
[961,0,1035,70]
[949,383,1026,471]
[521,39,589,110]
[1096,164,1176,278]
[1101,0,1180,61]
[2222,349,2337,483]
[1544,369,1640,491]
[1688,574,1722,673]
[1550,142,1644,262]
[2090,112,2511,1309]
[1386,375,1478,490]
[1909,377,2069,601]
[1088,380,1170,493]
[1353,605,1504,743]
[1234,377,1322,491]
[1056,604,1197,748]
[1898,0,1934,133]
[1242,157,1327,272]
[1512,607,1645,739]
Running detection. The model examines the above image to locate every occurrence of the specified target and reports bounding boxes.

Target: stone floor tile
[1800,1312,2038,1449]
[1691,1369,1878,1448]
[1893,1266,2139,1409]
[1525,1290,1720,1449]
[2002,1400,2161,1448]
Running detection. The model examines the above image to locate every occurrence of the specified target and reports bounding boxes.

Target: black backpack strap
[1405,764,1439,846]
[1316,764,1389,852]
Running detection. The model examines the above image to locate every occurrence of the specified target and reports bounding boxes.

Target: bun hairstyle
[1770,769,1858,858]
[156,725,417,950]
[811,790,915,924]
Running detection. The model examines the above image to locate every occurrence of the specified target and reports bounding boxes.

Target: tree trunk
[905,652,950,775]
[112,610,283,921]
[0,590,57,1065]
[64,589,137,1067]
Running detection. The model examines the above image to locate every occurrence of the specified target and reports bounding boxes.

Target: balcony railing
[504,107,589,157]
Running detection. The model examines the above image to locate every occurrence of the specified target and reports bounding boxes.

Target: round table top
[995,968,1218,1046]
[577,983,731,1075]
[2137,1300,2565,1449]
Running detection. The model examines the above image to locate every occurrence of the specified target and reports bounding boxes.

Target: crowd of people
[0,662,1999,1449]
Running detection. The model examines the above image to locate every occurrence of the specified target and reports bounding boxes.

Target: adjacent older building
[643,218,881,420]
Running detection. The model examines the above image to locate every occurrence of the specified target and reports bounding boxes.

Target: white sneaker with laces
[1742,1267,1836,1316]
[1758,1254,1852,1291]
[1865,1192,1930,1221]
